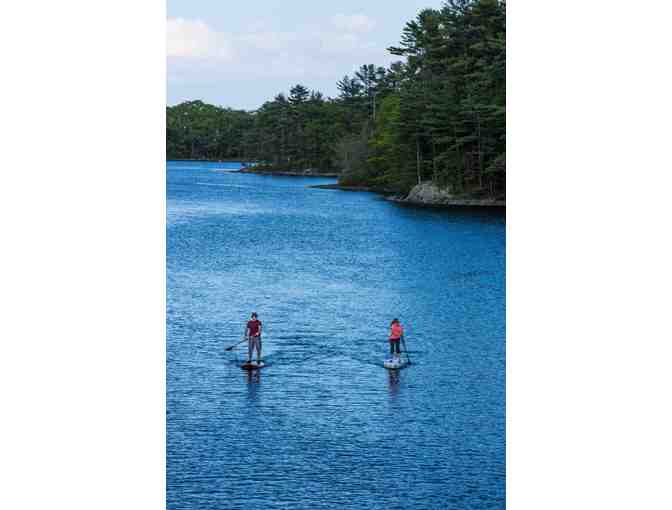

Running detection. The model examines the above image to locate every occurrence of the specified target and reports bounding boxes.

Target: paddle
[400,336,412,365]
[225,337,248,351]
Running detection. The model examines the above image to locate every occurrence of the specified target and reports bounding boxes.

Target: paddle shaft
[225,337,248,351]
[400,336,411,364]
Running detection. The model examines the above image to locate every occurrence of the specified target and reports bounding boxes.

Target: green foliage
[384,0,507,197]
[366,94,409,190]
[166,100,253,160]
[166,0,506,197]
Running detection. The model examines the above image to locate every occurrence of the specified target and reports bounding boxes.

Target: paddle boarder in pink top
[389,319,404,360]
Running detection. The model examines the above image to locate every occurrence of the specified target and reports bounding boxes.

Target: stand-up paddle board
[383,357,408,370]
[240,361,266,370]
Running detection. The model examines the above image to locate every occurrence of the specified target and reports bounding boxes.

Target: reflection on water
[387,369,400,399]
[245,370,261,403]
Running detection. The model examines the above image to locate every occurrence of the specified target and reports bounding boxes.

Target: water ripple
[167,161,505,509]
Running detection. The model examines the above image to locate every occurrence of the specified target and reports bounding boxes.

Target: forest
[167,0,505,199]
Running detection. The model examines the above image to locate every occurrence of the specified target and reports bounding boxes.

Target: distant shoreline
[309,183,395,193]
[167,159,339,177]
[168,158,257,163]
[237,168,340,178]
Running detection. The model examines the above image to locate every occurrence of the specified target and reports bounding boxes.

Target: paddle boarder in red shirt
[245,312,263,364]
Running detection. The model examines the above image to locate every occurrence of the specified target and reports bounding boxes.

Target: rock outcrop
[394,182,505,207]
[405,182,455,204]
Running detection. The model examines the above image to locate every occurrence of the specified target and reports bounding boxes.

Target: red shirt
[389,323,403,340]
[247,319,262,337]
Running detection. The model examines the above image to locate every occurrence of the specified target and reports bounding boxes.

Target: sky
[167,0,441,110]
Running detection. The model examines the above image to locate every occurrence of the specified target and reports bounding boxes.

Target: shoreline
[309,183,395,193]
[168,158,258,163]
[310,184,505,208]
[386,195,506,208]
[171,163,505,208]
[237,168,340,178]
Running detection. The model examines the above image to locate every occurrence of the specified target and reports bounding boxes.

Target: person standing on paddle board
[389,319,404,360]
[245,312,263,363]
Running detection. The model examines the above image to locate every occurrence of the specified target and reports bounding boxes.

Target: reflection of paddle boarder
[388,369,400,397]
[245,369,261,388]
[245,312,263,364]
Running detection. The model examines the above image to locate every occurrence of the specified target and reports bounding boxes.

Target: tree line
[167,0,505,198]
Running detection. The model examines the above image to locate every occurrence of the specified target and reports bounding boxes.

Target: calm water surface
[167,161,505,509]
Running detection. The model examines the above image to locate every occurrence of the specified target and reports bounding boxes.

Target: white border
[2,1,672,508]
[1,2,165,509]
[509,1,672,508]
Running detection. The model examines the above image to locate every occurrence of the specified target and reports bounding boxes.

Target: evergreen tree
[166,0,506,197]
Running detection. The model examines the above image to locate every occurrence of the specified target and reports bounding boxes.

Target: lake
[167,160,505,509]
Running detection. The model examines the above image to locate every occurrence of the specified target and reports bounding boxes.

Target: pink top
[389,323,403,340]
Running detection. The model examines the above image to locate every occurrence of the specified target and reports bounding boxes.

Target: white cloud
[167,14,395,108]
[166,18,233,59]
[331,14,376,33]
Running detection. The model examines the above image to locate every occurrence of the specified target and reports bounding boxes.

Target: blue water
[167,161,505,509]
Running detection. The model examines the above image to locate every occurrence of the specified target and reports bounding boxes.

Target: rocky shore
[237,167,505,207]
[388,182,505,207]
[312,181,505,207]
